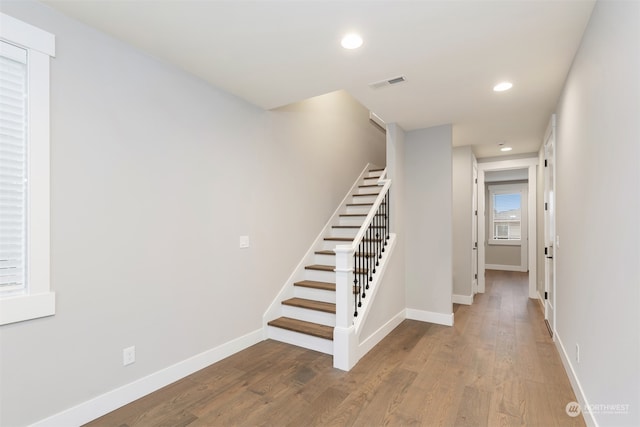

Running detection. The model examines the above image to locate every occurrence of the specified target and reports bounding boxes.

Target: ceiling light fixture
[493,81,513,92]
[341,33,363,49]
[500,146,513,152]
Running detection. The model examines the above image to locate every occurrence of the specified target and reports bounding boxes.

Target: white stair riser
[330,228,358,239]
[366,171,383,178]
[321,240,353,251]
[267,327,333,355]
[314,253,336,265]
[351,195,378,204]
[293,286,336,303]
[356,186,381,195]
[338,217,365,227]
[346,205,371,215]
[304,268,336,282]
[281,305,336,327]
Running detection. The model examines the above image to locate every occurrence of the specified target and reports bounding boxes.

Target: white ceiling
[42,0,595,158]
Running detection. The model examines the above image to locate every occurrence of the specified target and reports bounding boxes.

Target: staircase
[266,167,386,355]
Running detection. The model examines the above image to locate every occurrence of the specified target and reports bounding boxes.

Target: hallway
[87,270,583,426]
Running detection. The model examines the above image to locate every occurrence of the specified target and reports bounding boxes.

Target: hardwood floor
[85,270,584,426]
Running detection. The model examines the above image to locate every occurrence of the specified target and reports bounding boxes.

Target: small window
[0,13,55,325]
[489,184,526,245]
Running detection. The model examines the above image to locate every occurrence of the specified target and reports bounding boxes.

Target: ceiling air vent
[369,75,407,89]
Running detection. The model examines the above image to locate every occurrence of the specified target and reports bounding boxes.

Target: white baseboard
[358,309,405,358]
[452,293,473,305]
[30,329,264,427]
[555,333,597,427]
[405,308,454,326]
[536,291,546,313]
[485,264,526,272]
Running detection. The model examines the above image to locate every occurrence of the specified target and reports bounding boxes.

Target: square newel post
[333,245,357,371]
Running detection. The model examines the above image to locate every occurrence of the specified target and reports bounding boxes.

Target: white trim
[29,329,264,427]
[358,309,405,357]
[0,292,55,325]
[485,264,526,272]
[488,240,521,246]
[452,294,473,305]
[0,13,55,325]
[0,13,55,56]
[405,308,454,326]
[555,333,598,427]
[536,291,545,314]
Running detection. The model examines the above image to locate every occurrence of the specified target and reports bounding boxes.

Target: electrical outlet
[123,346,135,366]
[575,343,580,363]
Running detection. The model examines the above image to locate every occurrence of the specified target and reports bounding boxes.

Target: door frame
[543,115,557,336]
[477,157,538,298]
[472,159,478,293]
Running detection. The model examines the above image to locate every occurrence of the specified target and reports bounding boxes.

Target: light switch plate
[239,236,250,248]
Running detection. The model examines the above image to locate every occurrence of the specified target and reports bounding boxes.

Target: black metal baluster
[361,242,364,301]
[386,191,390,242]
[376,200,381,266]
[353,251,358,317]
[367,221,372,285]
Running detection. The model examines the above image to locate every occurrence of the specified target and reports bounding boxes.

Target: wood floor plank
[454,385,493,427]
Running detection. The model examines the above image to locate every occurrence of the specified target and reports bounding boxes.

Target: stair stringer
[262,163,378,344]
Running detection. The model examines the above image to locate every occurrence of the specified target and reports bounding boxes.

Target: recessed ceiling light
[500,146,513,152]
[341,33,363,49]
[493,82,513,92]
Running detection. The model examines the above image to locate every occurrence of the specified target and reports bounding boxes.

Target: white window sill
[489,240,522,246]
[0,292,55,325]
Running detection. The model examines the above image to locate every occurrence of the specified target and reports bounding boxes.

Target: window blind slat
[0,45,27,293]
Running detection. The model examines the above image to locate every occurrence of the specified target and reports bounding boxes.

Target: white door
[543,116,556,336]
[472,161,478,293]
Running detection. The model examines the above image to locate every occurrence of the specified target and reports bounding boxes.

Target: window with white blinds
[0,12,55,325]
[0,41,28,295]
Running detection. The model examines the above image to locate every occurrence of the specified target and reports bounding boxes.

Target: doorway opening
[477,157,538,299]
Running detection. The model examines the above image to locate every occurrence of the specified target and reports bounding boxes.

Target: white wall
[452,146,473,298]
[0,2,385,426]
[554,1,640,425]
[404,125,453,321]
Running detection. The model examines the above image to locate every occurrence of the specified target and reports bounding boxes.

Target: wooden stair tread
[346,203,374,206]
[294,280,335,291]
[315,250,336,255]
[359,184,379,188]
[314,250,375,258]
[305,264,334,272]
[282,297,336,313]
[268,317,333,340]
[324,237,384,242]
[352,193,380,197]
[332,225,385,229]
[369,168,385,172]
[339,213,384,217]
